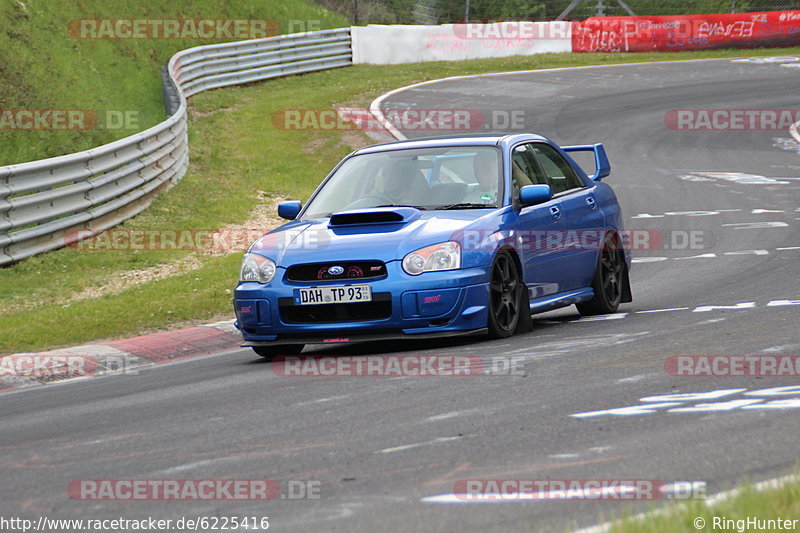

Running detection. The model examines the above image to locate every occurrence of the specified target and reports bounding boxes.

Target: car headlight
[240,253,276,284]
[402,241,461,275]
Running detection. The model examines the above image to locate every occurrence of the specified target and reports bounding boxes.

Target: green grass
[0,0,348,165]
[2,45,800,353]
[602,475,800,533]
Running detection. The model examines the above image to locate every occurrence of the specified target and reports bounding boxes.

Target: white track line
[379,436,463,454]
[369,58,750,141]
[791,121,800,144]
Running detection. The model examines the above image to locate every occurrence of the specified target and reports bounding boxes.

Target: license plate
[294,285,372,305]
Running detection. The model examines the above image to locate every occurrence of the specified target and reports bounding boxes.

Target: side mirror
[278,200,302,220]
[519,184,552,206]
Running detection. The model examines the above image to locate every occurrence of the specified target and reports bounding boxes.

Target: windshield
[301,146,503,218]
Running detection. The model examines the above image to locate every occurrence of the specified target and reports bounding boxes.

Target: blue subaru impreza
[234,134,632,357]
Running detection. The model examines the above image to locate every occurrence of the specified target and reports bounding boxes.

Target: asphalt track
[2,57,800,533]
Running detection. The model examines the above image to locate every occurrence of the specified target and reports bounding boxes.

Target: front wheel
[488,251,523,338]
[577,237,624,316]
[252,344,305,360]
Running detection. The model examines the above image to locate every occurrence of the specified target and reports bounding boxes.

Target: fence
[0,28,352,266]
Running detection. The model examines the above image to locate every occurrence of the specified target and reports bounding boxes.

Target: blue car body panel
[233,134,631,347]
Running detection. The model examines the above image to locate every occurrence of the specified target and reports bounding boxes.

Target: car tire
[577,235,624,316]
[252,344,305,360]
[488,251,523,338]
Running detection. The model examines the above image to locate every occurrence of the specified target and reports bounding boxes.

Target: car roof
[352,133,551,155]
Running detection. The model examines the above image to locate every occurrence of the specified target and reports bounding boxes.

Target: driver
[462,151,499,204]
[378,159,413,203]
[342,159,417,210]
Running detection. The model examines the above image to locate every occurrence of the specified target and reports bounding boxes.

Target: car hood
[249,207,503,265]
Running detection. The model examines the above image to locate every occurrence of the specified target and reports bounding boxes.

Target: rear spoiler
[562,143,611,181]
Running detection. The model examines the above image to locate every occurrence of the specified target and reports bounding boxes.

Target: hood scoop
[329,207,421,227]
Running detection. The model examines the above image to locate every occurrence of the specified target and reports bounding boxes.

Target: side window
[511,144,547,199]
[531,144,584,195]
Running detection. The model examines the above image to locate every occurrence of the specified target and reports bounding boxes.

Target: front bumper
[233,261,490,346]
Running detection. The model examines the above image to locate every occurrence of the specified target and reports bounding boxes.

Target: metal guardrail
[0,28,352,266]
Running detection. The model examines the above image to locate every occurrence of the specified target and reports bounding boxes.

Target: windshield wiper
[433,203,495,210]
[374,204,428,210]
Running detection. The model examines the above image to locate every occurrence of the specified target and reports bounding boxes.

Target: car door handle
[586,196,597,209]
[549,206,562,220]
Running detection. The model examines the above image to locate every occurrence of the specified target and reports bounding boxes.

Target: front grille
[285,261,387,282]
[279,293,392,323]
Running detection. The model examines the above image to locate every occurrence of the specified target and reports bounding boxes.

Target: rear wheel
[488,251,523,338]
[252,344,304,360]
[577,236,624,316]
